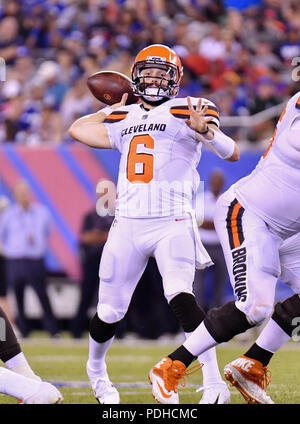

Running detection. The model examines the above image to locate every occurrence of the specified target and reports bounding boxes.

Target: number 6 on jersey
[127,134,154,183]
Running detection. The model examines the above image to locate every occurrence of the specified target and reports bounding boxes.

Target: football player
[0,305,63,403]
[224,231,300,404]
[69,44,239,404]
[149,91,300,404]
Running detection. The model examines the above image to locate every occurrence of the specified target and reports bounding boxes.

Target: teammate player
[223,230,300,404]
[0,305,63,403]
[69,44,239,404]
[149,91,300,404]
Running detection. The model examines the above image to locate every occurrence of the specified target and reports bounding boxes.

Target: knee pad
[245,302,274,326]
[169,292,205,333]
[97,303,126,324]
[204,301,254,343]
[89,313,118,343]
[272,294,300,336]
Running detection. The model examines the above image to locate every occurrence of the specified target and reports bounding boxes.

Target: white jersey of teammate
[234,91,300,238]
[214,92,300,325]
[103,96,219,218]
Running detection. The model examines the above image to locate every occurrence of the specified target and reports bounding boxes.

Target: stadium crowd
[0,0,300,145]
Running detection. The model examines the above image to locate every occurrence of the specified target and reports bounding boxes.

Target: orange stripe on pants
[231,202,242,248]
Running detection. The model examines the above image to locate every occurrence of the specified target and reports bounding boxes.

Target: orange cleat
[149,357,202,404]
[224,355,274,404]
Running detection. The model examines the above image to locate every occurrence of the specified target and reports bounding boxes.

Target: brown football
[87,71,138,105]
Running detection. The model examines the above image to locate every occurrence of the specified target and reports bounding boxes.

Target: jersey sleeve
[201,98,220,128]
[169,97,220,128]
[103,110,129,152]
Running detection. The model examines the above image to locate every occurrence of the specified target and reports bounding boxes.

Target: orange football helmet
[131,44,183,101]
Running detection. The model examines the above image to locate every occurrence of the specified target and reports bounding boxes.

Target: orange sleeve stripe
[106,114,128,120]
[205,109,219,117]
[170,108,219,117]
[170,108,190,115]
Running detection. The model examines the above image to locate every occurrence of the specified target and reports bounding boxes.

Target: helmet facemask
[132,62,180,102]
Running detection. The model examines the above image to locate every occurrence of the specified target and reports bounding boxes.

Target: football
[87,71,138,105]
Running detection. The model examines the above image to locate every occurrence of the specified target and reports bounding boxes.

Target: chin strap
[141,96,169,107]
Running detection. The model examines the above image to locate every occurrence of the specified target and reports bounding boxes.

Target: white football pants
[97,215,198,323]
[214,186,300,326]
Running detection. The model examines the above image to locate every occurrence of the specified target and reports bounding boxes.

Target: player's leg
[224,294,300,405]
[149,192,280,403]
[151,217,229,404]
[254,236,300,355]
[87,218,149,404]
[243,294,300,364]
[226,236,300,402]
[0,367,63,404]
[0,305,63,403]
[0,304,40,380]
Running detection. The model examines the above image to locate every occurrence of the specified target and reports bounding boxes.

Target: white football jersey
[235,91,300,237]
[104,97,220,218]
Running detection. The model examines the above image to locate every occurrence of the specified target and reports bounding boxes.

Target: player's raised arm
[68,93,128,149]
[185,97,240,162]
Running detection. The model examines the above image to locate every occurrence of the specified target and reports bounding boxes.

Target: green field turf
[1,333,300,404]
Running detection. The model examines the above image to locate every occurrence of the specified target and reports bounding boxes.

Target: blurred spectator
[0,195,14,324]
[193,170,228,311]
[39,103,65,144]
[70,198,114,339]
[80,53,99,78]
[199,24,227,61]
[250,78,281,114]
[56,48,79,85]
[0,180,60,338]
[12,47,35,85]
[279,26,300,61]
[61,77,94,128]
[36,61,69,110]
[248,76,282,141]
[0,16,20,64]
[252,41,282,69]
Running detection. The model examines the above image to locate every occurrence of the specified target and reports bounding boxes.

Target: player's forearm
[71,110,109,127]
[68,111,112,148]
[196,126,240,161]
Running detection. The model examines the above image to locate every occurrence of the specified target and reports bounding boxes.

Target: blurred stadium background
[0,0,297,333]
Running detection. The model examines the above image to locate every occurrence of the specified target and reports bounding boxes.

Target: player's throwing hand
[111,93,128,110]
[185,96,214,134]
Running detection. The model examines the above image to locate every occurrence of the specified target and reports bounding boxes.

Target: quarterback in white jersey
[149,92,300,405]
[105,95,219,219]
[69,44,239,404]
